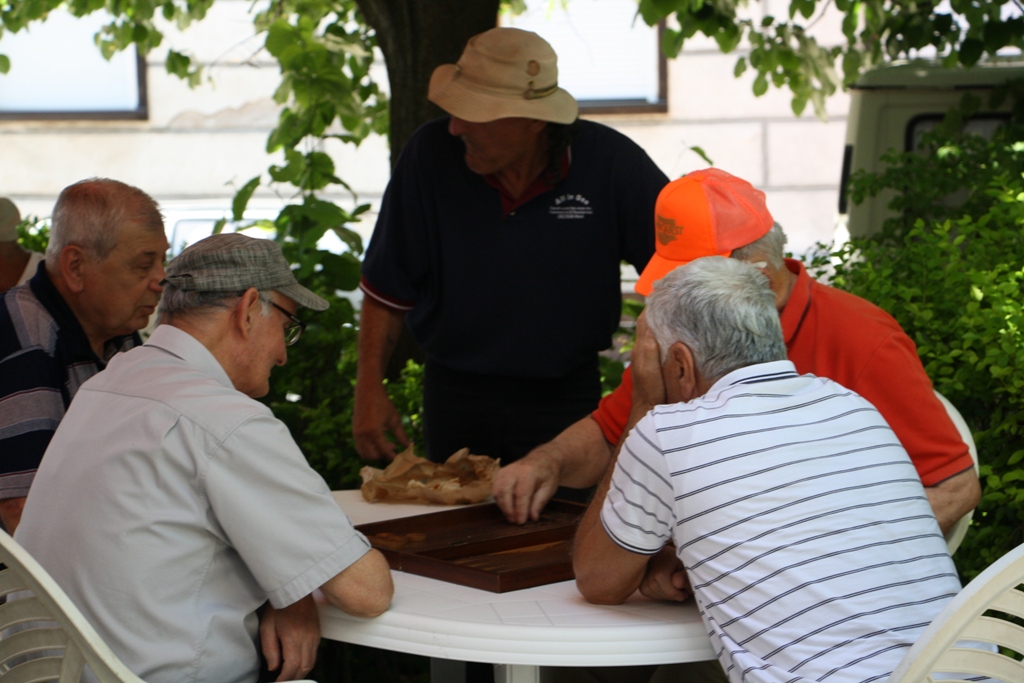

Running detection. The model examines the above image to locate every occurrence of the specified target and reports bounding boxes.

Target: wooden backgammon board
[355,500,587,593]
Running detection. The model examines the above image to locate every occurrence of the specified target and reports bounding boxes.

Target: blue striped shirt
[0,263,139,499]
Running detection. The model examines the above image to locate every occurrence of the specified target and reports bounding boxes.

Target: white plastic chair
[0,530,320,683]
[934,391,980,555]
[886,541,1024,683]
[0,529,146,683]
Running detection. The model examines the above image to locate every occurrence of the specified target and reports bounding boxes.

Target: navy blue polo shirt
[0,262,140,499]
[361,117,668,378]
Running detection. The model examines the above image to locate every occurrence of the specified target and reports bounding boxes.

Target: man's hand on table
[640,546,692,603]
[352,384,409,462]
[493,450,561,525]
[494,416,615,525]
[259,595,320,682]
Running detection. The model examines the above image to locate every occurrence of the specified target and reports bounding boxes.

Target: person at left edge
[0,197,44,293]
[354,27,669,465]
[0,179,167,534]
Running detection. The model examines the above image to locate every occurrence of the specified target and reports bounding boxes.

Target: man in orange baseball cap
[494,166,978,559]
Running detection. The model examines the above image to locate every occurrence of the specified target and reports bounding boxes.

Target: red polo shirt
[592,259,972,486]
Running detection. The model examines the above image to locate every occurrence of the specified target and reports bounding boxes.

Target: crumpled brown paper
[360,446,499,505]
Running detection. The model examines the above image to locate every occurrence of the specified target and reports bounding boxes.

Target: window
[0,10,147,120]
[504,0,666,113]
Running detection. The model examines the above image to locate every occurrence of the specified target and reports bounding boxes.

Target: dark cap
[164,233,329,311]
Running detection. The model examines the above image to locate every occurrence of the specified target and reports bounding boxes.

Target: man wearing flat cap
[355,27,669,467]
[16,233,394,683]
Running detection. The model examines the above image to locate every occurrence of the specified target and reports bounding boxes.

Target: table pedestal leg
[430,658,466,683]
[427,661,541,683]
[495,663,540,683]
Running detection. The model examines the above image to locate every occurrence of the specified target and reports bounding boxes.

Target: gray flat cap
[164,233,329,311]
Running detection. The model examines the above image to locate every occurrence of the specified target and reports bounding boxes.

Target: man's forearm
[925,466,982,534]
[546,416,614,489]
[352,297,411,459]
[355,297,404,394]
[575,315,665,603]
[321,548,394,617]
[573,405,657,604]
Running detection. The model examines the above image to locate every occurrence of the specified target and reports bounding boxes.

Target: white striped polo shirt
[601,360,961,683]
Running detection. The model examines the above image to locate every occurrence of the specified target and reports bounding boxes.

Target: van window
[906,114,1009,151]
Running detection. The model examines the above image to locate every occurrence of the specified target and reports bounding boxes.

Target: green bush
[16,216,49,252]
[264,294,427,490]
[824,91,1024,581]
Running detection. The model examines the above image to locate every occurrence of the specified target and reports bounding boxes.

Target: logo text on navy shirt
[550,194,593,219]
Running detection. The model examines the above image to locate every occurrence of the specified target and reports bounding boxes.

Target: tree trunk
[353,0,500,379]
[352,0,499,378]
[355,0,501,169]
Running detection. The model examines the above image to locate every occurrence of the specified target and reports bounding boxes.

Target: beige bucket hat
[428,27,578,124]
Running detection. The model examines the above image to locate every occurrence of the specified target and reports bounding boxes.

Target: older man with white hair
[574,256,961,683]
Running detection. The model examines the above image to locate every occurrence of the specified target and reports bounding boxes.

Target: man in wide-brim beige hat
[353,26,669,505]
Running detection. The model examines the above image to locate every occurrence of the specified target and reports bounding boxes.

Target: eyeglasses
[270,301,307,346]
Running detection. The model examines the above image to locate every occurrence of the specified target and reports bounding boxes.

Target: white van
[840,59,1024,238]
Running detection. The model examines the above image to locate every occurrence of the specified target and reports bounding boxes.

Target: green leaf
[637,0,670,26]
[958,38,984,67]
[983,20,1013,53]
[266,20,298,59]
[166,50,191,79]
[232,176,261,222]
[733,57,747,78]
[319,251,361,291]
[714,24,742,53]
[0,55,9,74]
[661,26,685,58]
[753,72,769,97]
[688,145,714,166]
[791,92,809,116]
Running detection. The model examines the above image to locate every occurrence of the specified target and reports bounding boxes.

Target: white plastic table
[320,491,714,683]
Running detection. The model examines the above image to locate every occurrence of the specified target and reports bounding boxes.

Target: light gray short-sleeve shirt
[16,325,371,683]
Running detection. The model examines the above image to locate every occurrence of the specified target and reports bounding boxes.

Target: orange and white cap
[635,169,773,296]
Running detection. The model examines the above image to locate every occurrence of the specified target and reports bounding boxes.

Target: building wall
[0,0,848,256]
